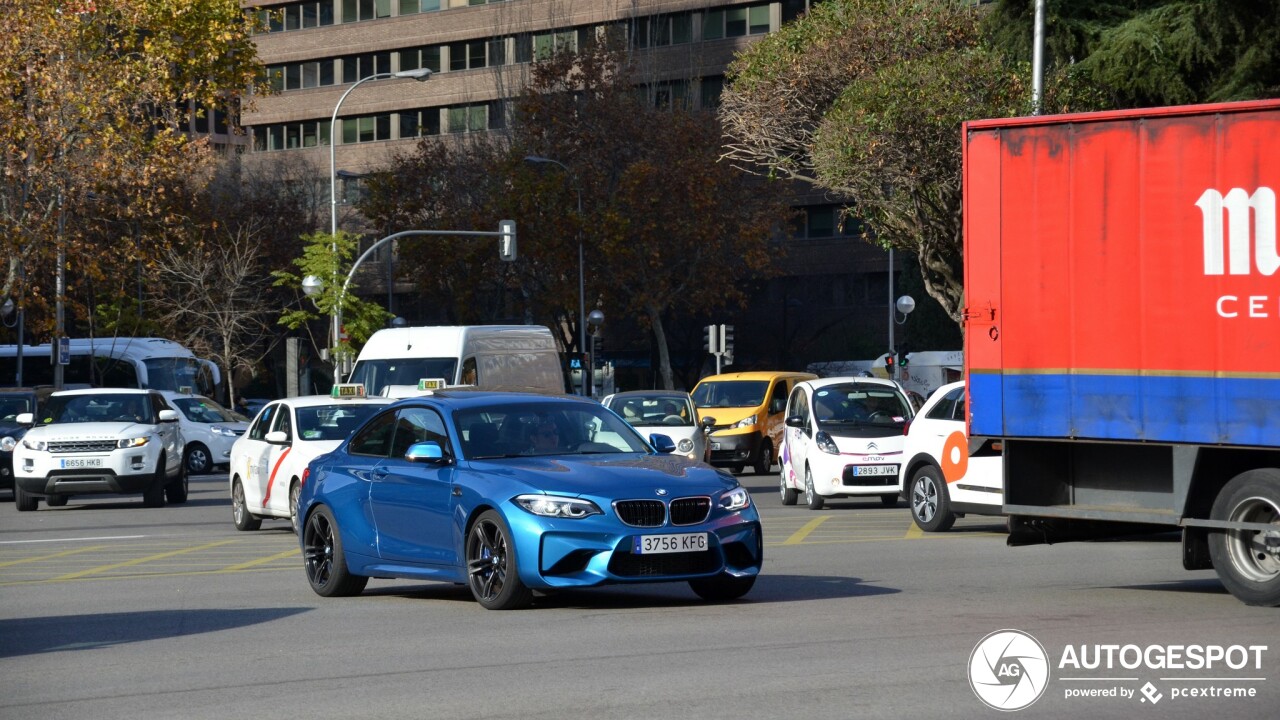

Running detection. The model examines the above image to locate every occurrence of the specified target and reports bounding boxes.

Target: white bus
[347,325,566,396]
[0,337,220,398]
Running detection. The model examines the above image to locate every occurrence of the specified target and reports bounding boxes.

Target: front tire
[1208,469,1280,606]
[184,443,212,475]
[690,573,756,602]
[910,466,956,532]
[45,494,68,507]
[804,466,824,510]
[303,505,368,597]
[289,480,302,535]
[15,483,39,512]
[166,464,189,504]
[231,478,261,531]
[779,468,798,506]
[142,465,167,508]
[753,441,773,476]
[466,510,533,610]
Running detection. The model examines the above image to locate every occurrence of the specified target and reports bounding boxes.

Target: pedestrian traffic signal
[704,325,719,354]
[722,325,734,356]
[900,352,909,367]
[885,354,895,370]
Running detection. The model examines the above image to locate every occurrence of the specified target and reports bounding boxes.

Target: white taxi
[779,377,914,510]
[228,385,393,532]
[160,391,249,474]
[898,381,1003,531]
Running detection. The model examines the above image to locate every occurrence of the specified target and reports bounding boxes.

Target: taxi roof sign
[331,383,366,399]
[417,378,447,391]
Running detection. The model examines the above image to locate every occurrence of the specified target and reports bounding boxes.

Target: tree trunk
[646,303,674,390]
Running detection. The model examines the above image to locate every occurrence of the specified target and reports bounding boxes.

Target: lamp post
[327,68,432,358]
[523,155,586,394]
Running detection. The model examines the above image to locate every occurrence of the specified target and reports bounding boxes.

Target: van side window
[768,383,787,414]
[461,357,477,385]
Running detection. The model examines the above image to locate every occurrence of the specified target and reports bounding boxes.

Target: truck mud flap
[1007,516,1175,546]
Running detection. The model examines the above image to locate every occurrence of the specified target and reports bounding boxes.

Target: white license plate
[853,464,898,477]
[711,442,721,450]
[633,532,708,555]
[61,458,104,469]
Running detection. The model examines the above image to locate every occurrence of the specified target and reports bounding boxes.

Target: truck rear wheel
[1208,469,1280,607]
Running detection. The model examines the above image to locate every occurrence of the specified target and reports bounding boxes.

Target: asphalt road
[0,472,1276,720]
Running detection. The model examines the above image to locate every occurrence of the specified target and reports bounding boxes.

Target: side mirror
[784,415,805,428]
[158,409,180,423]
[15,412,34,425]
[266,430,289,445]
[700,416,716,429]
[648,433,677,454]
[405,440,447,464]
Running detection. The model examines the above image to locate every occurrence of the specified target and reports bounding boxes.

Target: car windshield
[812,384,912,430]
[39,393,152,425]
[456,402,651,460]
[0,396,33,422]
[607,395,694,427]
[295,403,386,441]
[172,397,246,423]
[691,381,768,408]
[348,358,458,396]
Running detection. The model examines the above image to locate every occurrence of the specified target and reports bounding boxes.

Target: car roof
[50,388,149,397]
[266,394,397,409]
[695,371,817,383]
[388,389,595,411]
[801,376,903,391]
[606,390,691,399]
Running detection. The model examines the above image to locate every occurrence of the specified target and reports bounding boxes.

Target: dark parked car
[0,388,42,493]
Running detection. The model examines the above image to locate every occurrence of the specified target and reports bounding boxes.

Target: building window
[701,76,724,110]
[342,52,391,83]
[401,46,441,73]
[703,3,771,40]
[258,2,336,34]
[399,108,441,138]
[341,113,392,144]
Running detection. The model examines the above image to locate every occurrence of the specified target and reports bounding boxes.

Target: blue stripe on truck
[969,372,1280,447]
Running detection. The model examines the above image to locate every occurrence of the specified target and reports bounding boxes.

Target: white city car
[228,390,393,532]
[779,377,914,510]
[160,391,249,474]
[898,381,1003,531]
[12,388,187,510]
[601,390,709,462]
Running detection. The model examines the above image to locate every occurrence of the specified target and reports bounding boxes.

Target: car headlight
[719,486,752,511]
[1,436,16,452]
[677,438,693,453]
[21,438,46,452]
[514,494,602,519]
[117,436,150,449]
[730,415,756,429]
[815,431,840,455]
[211,425,239,437]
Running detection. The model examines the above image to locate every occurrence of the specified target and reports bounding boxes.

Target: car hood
[24,421,157,440]
[696,407,756,427]
[469,454,737,498]
[627,425,701,443]
[0,423,28,439]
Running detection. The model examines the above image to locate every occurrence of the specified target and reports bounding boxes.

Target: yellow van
[691,371,818,475]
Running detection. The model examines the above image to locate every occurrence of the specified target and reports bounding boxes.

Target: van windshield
[692,381,768,408]
[349,358,458,396]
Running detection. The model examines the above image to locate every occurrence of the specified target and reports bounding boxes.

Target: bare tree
[150,220,276,407]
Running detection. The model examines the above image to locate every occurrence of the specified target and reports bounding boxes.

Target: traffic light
[722,325,734,356]
[899,346,910,367]
[498,219,517,261]
[885,353,895,371]
[704,324,719,354]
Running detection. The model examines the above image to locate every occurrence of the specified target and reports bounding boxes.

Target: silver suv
[12,389,187,511]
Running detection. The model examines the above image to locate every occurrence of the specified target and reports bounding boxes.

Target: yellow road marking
[49,539,241,581]
[782,516,830,545]
[219,548,300,572]
[0,545,108,567]
[904,522,924,539]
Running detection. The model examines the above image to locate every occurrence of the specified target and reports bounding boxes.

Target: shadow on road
[0,608,312,659]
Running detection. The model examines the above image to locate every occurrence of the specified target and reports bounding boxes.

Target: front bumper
[808,452,902,498]
[16,468,158,496]
[14,447,163,496]
[706,430,761,467]
[507,507,764,591]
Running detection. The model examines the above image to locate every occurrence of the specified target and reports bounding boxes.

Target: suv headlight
[719,486,751,511]
[730,415,756,429]
[21,438,46,452]
[118,436,150,449]
[1,436,16,452]
[677,438,694,454]
[211,425,239,437]
[514,494,602,519]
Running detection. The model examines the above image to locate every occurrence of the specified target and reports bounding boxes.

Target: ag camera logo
[969,629,1051,711]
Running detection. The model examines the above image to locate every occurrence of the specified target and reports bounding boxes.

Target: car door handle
[372,467,390,479]
[451,486,462,497]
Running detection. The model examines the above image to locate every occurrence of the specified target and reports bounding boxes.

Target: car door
[783,385,812,484]
[150,392,181,477]
[237,403,281,510]
[763,379,791,459]
[367,406,457,567]
[259,406,296,517]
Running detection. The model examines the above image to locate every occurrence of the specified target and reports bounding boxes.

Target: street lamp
[328,67,432,359]
[523,155,586,392]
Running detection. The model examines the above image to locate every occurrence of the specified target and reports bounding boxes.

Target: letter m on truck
[962,99,1280,606]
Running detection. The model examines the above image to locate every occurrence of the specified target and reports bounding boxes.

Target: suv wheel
[142,465,167,508]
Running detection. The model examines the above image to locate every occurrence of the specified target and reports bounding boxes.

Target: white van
[347,325,567,396]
